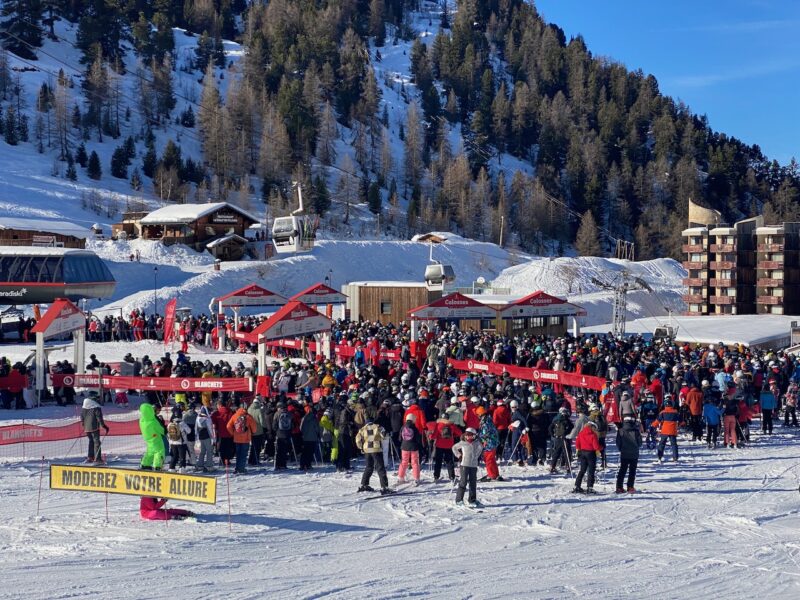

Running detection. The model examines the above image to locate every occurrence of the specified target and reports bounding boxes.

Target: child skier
[166,415,190,472]
[397,416,423,485]
[573,420,602,494]
[452,427,483,507]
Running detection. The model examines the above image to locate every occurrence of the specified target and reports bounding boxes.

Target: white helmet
[510,400,519,408]
[450,397,458,406]
[470,396,480,404]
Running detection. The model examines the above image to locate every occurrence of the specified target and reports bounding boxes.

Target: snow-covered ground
[584,314,798,348]
[1,423,799,598]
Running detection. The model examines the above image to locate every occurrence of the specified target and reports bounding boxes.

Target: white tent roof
[205,234,247,248]
[0,217,91,239]
[140,202,260,225]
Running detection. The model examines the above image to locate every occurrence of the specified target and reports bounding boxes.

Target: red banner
[0,418,140,446]
[163,298,177,346]
[51,374,252,392]
[447,358,605,391]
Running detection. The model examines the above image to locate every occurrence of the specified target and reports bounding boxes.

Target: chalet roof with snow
[0,217,91,239]
[140,202,260,225]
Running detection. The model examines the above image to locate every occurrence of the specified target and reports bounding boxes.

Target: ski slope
[1,424,799,598]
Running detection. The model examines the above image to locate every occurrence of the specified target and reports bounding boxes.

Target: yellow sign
[50,464,217,505]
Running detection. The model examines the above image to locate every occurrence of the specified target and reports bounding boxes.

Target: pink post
[225,460,232,532]
[36,455,45,517]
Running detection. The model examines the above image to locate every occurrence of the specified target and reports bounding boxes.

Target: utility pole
[499,215,504,248]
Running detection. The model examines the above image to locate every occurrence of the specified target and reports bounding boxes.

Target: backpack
[234,414,248,435]
[167,421,182,442]
[354,406,366,427]
[401,425,415,442]
[552,419,566,438]
[439,424,452,439]
[278,411,292,432]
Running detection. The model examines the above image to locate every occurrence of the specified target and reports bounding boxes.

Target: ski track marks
[1,425,800,598]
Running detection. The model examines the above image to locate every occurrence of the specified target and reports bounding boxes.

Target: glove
[523,428,529,433]
[595,451,602,458]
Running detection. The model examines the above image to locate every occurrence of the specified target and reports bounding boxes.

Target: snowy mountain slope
[1,426,799,598]
[493,256,687,326]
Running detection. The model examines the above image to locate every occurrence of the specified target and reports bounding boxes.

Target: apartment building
[681,226,710,314]
[755,223,800,315]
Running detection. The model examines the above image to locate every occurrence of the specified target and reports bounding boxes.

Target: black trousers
[785,406,798,426]
[433,447,455,480]
[456,466,477,503]
[616,457,638,490]
[691,415,704,440]
[275,437,290,469]
[300,441,315,469]
[248,434,265,465]
[360,453,388,489]
[706,424,719,446]
[336,436,352,471]
[761,409,773,434]
[575,450,597,489]
[218,437,235,464]
[169,444,187,470]
[86,431,102,461]
[550,438,570,469]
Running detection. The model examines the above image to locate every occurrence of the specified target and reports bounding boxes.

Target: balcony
[710,296,735,305]
[681,244,706,253]
[682,277,705,286]
[758,243,784,252]
[710,278,736,287]
[710,243,736,253]
[758,261,783,270]
[758,296,783,305]
[757,278,784,287]
[682,293,706,303]
[682,261,707,270]
[710,261,735,270]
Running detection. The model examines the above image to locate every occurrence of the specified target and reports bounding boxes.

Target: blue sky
[534,0,800,165]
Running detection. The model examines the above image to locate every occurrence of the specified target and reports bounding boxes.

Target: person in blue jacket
[761,380,778,435]
[702,397,723,448]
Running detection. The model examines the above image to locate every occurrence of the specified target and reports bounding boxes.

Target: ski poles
[562,439,573,476]
[505,431,524,465]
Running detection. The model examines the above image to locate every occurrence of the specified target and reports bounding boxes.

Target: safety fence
[0,412,142,462]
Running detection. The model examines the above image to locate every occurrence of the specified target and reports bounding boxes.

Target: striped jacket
[355,423,386,454]
[652,406,682,436]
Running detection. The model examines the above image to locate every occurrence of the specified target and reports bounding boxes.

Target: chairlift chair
[272,184,316,254]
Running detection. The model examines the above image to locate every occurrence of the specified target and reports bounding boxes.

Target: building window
[690,253,703,262]
[512,318,527,330]
[725,288,736,296]
[719,270,732,280]
[479,319,494,330]
[530,317,546,328]
[380,301,392,315]
[689,305,700,313]
[548,316,562,325]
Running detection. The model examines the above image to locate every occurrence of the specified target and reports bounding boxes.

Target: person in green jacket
[140,401,166,470]
[320,409,336,463]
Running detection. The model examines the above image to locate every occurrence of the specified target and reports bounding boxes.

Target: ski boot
[380,488,395,495]
[615,487,625,494]
[571,486,586,494]
[357,485,375,493]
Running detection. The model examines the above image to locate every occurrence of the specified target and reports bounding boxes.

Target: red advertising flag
[163,297,177,345]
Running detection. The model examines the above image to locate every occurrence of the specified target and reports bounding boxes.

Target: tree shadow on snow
[197,513,379,533]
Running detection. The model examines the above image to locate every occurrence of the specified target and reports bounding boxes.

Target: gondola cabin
[0,247,116,304]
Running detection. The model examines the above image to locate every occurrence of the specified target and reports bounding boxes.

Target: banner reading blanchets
[51,374,252,392]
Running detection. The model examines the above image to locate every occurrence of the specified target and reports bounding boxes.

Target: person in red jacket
[403,399,427,434]
[492,399,511,458]
[573,420,602,494]
[429,414,462,482]
[653,398,683,462]
[464,396,481,431]
[211,400,235,467]
[227,403,258,474]
[685,383,705,441]
[139,497,193,521]
[737,398,752,445]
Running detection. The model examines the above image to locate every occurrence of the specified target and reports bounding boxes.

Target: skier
[615,416,641,493]
[195,402,216,472]
[573,420,601,494]
[299,404,321,471]
[355,418,393,495]
[492,399,512,458]
[139,497,193,521]
[166,415,190,473]
[476,407,504,482]
[722,395,739,448]
[526,399,550,466]
[653,396,682,462]
[509,400,528,466]
[452,427,483,507]
[686,383,704,441]
[702,396,722,448]
[548,407,574,473]
[429,413,461,482]
[227,402,257,474]
[139,399,166,470]
[639,393,659,450]
[397,416,422,485]
[81,392,109,463]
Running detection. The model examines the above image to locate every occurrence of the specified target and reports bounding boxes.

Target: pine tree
[110,146,128,178]
[65,158,77,181]
[574,210,602,257]
[87,150,102,180]
[0,1,44,60]
[315,101,338,166]
[142,142,157,178]
[312,174,331,216]
[76,142,88,167]
[194,30,213,73]
[403,101,423,191]
[368,181,382,214]
[3,105,17,145]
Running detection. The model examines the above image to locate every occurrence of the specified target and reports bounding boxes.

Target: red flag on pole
[163,298,177,345]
